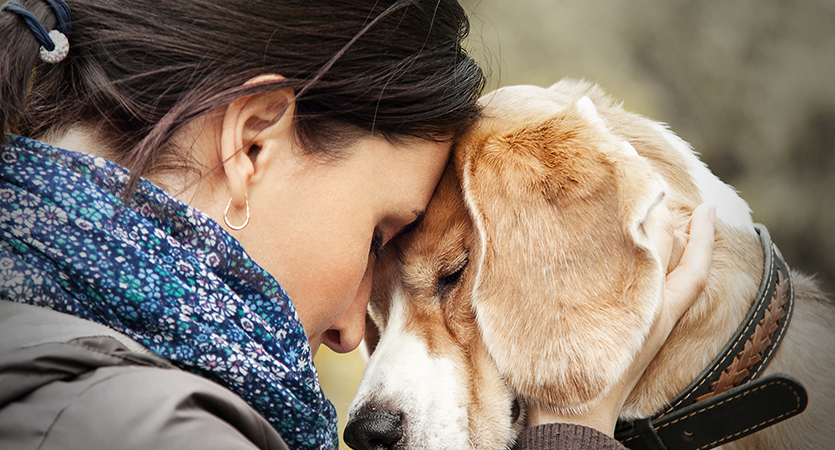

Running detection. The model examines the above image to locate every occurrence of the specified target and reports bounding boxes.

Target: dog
[344,79,835,450]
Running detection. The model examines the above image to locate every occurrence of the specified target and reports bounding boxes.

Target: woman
[0,0,714,449]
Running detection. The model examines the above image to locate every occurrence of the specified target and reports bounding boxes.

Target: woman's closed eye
[370,211,426,260]
[370,228,385,260]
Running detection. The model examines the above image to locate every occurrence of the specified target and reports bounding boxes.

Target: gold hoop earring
[223,194,250,230]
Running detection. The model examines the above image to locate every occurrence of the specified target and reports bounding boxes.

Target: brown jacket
[0,300,289,450]
[515,424,626,450]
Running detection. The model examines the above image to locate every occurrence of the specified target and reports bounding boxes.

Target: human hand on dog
[526,202,717,436]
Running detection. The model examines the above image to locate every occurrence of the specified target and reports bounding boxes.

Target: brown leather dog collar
[615,224,808,450]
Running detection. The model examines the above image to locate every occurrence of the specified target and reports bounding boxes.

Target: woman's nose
[322,265,372,353]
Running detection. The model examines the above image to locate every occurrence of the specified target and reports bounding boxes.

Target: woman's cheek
[302,246,370,339]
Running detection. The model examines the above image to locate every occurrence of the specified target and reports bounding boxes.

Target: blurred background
[322,0,835,447]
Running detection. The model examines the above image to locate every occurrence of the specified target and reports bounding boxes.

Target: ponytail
[0,0,63,143]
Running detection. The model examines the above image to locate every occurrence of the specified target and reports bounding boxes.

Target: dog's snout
[344,407,403,450]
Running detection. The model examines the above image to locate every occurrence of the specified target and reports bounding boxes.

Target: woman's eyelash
[370,229,385,259]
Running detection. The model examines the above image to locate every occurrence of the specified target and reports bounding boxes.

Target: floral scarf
[0,136,338,449]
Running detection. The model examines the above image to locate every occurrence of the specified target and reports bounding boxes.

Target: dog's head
[345,82,682,450]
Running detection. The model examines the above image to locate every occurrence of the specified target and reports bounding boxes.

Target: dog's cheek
[464,338,527,449]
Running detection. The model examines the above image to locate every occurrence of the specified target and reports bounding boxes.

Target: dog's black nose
[343,407,403,450]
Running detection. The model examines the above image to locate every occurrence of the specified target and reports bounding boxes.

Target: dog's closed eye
[436,257,468,298]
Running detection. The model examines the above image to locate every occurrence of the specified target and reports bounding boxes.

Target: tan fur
[355,79,835,450]
[460,106,669,413]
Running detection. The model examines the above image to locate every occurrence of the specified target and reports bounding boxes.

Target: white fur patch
[350,287,469,450]
[650,122,754,231]
[576,96,609,136]
[577,96,640,158]
[619,139,640,157]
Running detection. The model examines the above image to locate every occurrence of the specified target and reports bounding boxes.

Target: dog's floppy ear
[458,96,669,413]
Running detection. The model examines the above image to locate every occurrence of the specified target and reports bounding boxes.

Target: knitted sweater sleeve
[513,423,627,450]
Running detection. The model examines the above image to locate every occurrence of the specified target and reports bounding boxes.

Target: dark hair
[1,0,484,195]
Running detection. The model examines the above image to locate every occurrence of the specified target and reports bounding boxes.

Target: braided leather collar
[615,224,808,450]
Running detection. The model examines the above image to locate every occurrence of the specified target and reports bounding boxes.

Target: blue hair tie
[2,0,72,63]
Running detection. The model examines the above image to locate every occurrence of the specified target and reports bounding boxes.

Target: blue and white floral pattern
[0,136,338,449]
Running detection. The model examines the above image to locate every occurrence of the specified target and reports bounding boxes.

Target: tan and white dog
[345,79,835,450]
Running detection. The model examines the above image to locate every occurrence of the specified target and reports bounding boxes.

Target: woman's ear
[220,74,295,211]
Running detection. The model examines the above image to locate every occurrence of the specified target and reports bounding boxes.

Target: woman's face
[242,135,450,357]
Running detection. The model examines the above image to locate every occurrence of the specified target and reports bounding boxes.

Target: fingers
[665,203,716,320]
[628,203,715,395]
